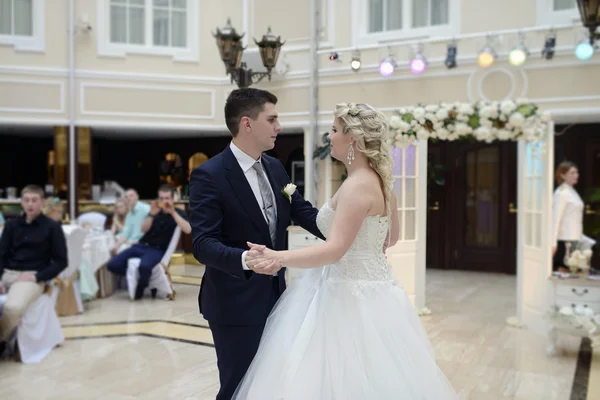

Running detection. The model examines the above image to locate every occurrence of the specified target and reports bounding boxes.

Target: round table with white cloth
[78,230,115,300]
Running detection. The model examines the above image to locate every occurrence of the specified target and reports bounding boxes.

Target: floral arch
[388,99,551,146]
[382,98,555,336]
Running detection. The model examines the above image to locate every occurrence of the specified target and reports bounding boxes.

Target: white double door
[386,124,554,333]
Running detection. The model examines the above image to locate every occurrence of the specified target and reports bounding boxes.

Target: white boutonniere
[281,183,297,202]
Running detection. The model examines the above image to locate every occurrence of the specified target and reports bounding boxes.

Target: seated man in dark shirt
[108,184,191,300]
[0,185,68,344]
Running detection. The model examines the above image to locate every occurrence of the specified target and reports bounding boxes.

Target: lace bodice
[316,202,393,282]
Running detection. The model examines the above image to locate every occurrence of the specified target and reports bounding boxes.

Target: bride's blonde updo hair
[333,102,394,205]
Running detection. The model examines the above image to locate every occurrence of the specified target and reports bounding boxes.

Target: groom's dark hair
[225,88,278,137]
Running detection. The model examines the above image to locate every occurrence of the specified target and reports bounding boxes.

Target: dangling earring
[347,143,355,165]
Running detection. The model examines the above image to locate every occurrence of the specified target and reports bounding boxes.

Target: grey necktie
[252,161,277,245]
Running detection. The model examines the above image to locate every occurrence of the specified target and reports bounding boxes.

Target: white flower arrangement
[564,242,594,273]
[389,100,551,147]
[549,305,600,347]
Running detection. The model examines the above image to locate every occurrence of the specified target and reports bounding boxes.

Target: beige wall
[0,0,598,130]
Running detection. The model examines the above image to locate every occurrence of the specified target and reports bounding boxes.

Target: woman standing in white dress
[235,103,457,399]
[552,161,584,272]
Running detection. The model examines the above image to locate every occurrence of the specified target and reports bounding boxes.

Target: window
[0,0,44,51]
[368,0,449,33]
[536,0,579,25]
[553,0,575,11]
[109,0,145,45]
[152,0,187,48]
[354,0,458,45]
[0,0,32,36]
[98,0,198,62]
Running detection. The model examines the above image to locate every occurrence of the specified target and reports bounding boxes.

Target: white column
[67,0,76,219]
[305,0,321,206]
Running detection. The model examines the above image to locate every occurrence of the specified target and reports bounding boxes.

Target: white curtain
[368,0,383,33]
[370,0,447,32]
[430,0,449,26]
[110,2,127,43]
[110,0,144,45]
[387,0,403,31]
[109,0,186,47]
[413,0,449,28]
[412,0,428,28]
[554,0,575,11]
[170,8,186,47]
[0,0,11,35]
[153,0,186,47]
[128,2,145,45]
[14,0,31,35]
[0,0,32,36]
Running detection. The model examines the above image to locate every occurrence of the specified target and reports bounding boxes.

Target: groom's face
[249,102,281,152]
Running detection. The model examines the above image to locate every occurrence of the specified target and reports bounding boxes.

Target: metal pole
[305,0,320,205]
[68,0,76,219]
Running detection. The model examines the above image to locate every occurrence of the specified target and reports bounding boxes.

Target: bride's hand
[246,242,283,275]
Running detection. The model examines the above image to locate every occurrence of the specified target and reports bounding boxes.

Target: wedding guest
[111,189,150,255]
[107,185,190,299]
[0,185,68,352]
[42,198,64,223]
[111,199,128,236]
[552,161,584,273]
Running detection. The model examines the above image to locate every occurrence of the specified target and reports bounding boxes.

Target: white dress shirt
[552,183,584,246]
[229,142,278,271]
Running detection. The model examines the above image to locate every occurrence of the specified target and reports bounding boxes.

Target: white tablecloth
[79,230,115,300]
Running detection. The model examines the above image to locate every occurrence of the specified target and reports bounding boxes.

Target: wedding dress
[233,202,457,399]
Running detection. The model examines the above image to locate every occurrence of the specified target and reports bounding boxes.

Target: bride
[236,103,457,399]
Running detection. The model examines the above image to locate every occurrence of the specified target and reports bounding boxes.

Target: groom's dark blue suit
[189,144,323,399]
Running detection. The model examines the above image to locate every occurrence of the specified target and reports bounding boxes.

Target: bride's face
[328,118,352,162]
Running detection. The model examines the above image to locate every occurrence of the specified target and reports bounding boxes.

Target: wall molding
[0,117,68,126]
[0,78,64,114]
[76,69,229,85]
[79,82,216,120]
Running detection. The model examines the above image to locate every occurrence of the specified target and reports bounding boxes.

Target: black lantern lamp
[213,19,285,88]
[576,0,600,45]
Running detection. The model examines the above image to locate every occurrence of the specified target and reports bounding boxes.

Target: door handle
[509,202,518,214]
[585,204,597,215]
[429,201,440,211]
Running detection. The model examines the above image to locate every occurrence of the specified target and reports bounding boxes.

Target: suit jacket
[189,145,324,325]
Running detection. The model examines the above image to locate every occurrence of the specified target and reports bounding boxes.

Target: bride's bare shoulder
[336,175,377,203]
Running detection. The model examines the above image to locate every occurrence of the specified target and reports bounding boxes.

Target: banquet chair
[77,212,107,230]
[55,226,86,316]
[126,227,181,300]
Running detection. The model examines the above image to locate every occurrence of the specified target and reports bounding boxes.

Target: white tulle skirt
[233,268,457,399]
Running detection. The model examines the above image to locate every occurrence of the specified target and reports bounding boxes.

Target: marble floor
[0,268,597,400]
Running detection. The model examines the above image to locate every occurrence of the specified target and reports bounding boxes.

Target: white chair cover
[59,226,86,313]
[17,293,64,364]
[77,212,107,230]
[61,227,86,280]
[126,227,181,300]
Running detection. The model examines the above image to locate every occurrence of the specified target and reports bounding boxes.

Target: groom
[189,88,324,399]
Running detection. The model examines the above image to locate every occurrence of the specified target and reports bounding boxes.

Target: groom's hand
[245,242,266,270]
[246,242,282,275]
